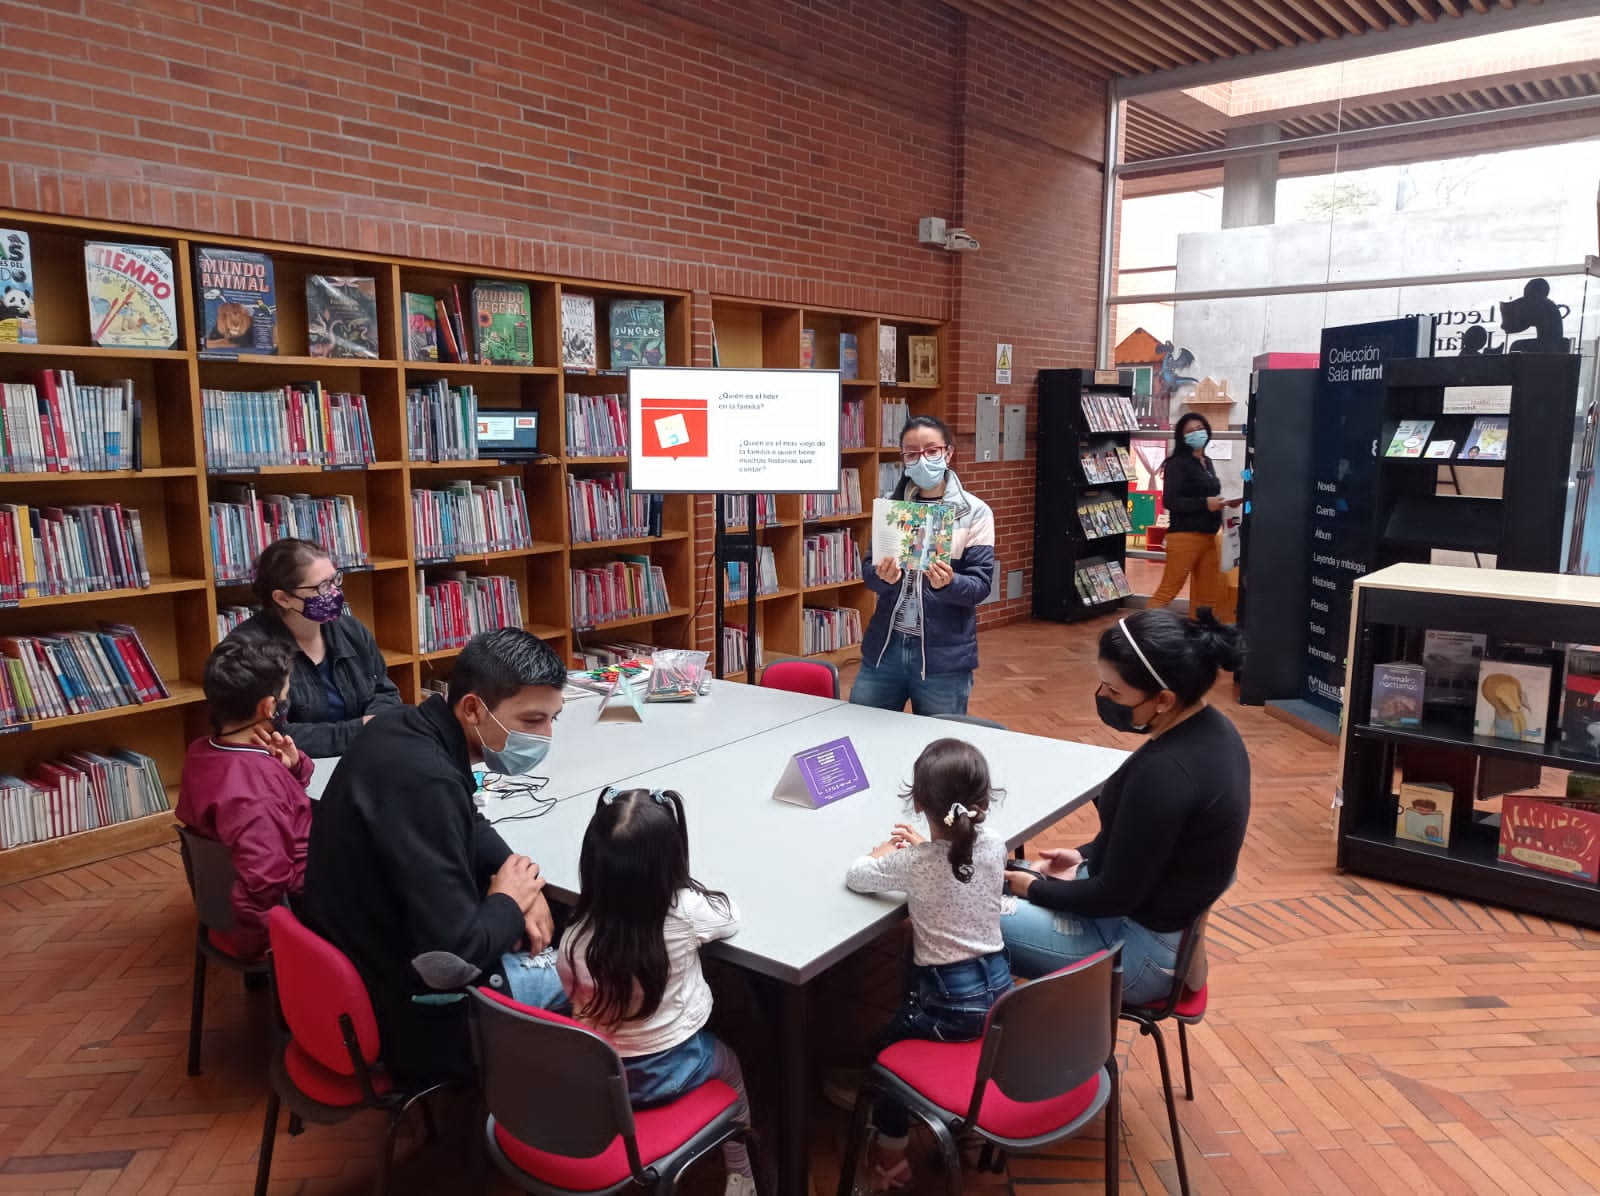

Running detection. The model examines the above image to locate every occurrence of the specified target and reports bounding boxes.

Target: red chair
[470,986,764,1194]
[759,658,839,700]
[175,825,272,1076]
[253,906,447,1196]
[1119,910,1211,1196]
[837,948,1122,1196]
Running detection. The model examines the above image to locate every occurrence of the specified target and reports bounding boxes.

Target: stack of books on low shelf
[565,393,629,457]
[406,381,478,462]
[210,486,369,583]
[724,545,779,602]
[574,639,659,670]
[568,472,662,543]
[418,571,523,652]
[412,477,534,560]
[1079,442,1133,484]
[720,624,762,678]
[1077,497,1132,539]
[1072,560,1132,606]
[0,624,167,725]
[0,502,152,600]
[804,528,862,587]
[1080,391,1139,434]
[570,557,672,628]
[0,373,141,474]
[880,401,909,446]
[720,493,778,529]
[0,748,168,848]
[202,385,375,471]
[802,469,863,520]
[217,605,252,638]
[803,606,862,655]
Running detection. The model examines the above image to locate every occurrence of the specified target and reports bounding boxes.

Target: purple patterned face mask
[299,586,345,623]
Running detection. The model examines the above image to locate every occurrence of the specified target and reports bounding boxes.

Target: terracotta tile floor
[3,617,1599,1193]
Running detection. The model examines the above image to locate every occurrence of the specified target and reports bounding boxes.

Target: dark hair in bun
[1098,606,1245,707]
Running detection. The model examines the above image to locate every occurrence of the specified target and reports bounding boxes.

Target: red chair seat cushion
[494,1079,738,1190]
[205,926,265,962]
[283,1040,391,1107]
[877,1038,1105,1142]
[1128,983,1208,1022]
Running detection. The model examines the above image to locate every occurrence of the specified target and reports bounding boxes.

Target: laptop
[475,408,543,460]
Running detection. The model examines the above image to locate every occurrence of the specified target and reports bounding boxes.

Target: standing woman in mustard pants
[1149,413,1239,618]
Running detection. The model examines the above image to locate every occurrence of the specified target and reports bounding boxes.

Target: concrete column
[1221,124,1280,229]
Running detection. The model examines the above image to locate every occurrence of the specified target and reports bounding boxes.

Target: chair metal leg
[418,1096,439,1144]
[374,1110,402,1196]
[738,1128,768,1196]
[253,1089,279,1196]
[917,1113,965,1196]
[288,1112,304,1136]
[1142,1023,1190,1196]
[1105,1062,1120,1196]
[187,944,207,1076]
[835,1083,876,1196]
[1179,1021,1195,1101]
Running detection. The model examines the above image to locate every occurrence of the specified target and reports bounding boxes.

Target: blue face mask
[1184,429,1209,450]
[905,453,948,490]
[479,707,552,776]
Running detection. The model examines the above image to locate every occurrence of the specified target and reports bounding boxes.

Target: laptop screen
[476,409,541,457]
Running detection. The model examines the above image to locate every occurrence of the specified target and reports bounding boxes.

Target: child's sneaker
[724,1173,758,1196]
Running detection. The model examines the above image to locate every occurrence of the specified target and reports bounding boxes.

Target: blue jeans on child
[496,947,570,1011]
[623,1030,755,1179]
[874,951,1013,1138]
[849,631,974,717]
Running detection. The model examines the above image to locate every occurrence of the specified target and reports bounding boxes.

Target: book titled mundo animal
[195,248,276,356]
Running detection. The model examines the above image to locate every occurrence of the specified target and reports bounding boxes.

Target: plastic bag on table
[645,649,710,702]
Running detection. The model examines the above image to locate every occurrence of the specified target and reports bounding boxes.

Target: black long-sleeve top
[1163,451,1222,535]
[1021,705,1250,933]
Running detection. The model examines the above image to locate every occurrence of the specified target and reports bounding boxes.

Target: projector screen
[627,367,841,494]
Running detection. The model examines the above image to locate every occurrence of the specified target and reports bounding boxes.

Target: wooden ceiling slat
[1403,0,1438,20]
[944,0,1133,73]
[1309,0,1367,35]
[1215,0,1315,43]
[1123,0,1253,58]
[1044,0,1200,70]
[1181,0,1280,51]
[1275,0,1345,38]
[1437,0,1464,16]
[1342,0,1394,29]
[1371,0,1413,24]
[1467,0,1492,12]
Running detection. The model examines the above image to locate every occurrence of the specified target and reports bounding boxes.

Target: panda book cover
[83,242,178,349]
[0,230,37,344]
[194,247,277,356]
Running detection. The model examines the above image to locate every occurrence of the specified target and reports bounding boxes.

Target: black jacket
[1163,451,1222,535]
[299,696,522,1086]
[231,610,402,757]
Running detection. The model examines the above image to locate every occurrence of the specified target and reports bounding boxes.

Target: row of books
[799,330,863,379]
[721,493,779,529]
[803,606,862,655]
[406,381,478,462]
[877,326,940,386]
[725,546,779,601]
[571,557,672,628]
[1081,391,1140,434]
[1078,497,1133,539]
[0,624,168,726]
[574,637,659,671]
[0,502,152,601]
[881,401,909,447]
[565,392,629,458]
[719,624,762,678]
[412,478,534,560]
[560,296,665,371]
[210,487,370,584]
[878,463,904,496]
[804,528,862,587]
[1383,417,1508,461]
[419,571,522,652]
[217,605,252,638]
[803,469,864,520]
[1073,560,1133,606]
[0,375,141,474]
[842,399,866,448]
[0,748,169,850]
[569,472,664,543]
[201,385,375,472]
[1080,441,1135,485]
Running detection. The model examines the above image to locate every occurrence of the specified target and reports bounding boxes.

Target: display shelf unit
[1337,563,1600,929]
[0,209,695,881]
[709,298,944,678]
[1032,369,1134,622]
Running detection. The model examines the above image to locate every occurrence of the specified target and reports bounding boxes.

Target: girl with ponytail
[1001,606,1251,1004]
[843,738,1010,1190]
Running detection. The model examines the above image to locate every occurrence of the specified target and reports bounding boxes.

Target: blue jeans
[875,951,1013,1137]
[624,1031,756,1179]
[495,947,570,1011]
[850,631,973,716]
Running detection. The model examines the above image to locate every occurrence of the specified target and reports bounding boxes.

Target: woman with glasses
[229,538,402,756]
[850,415,996,716]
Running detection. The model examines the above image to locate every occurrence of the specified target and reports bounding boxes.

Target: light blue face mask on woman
[906,453,948,489]
[1184,429,1209,450]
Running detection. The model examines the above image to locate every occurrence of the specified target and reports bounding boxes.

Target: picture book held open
[871,498,954,572]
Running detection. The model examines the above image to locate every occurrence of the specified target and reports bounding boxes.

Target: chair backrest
[470,987,644,1172]
[176,824,241,931]
[967,948,1121,1116]
[761,658,840,700]
[266,906,382,1075]
[932,712,1008,730]
[1165,908,1211,1012]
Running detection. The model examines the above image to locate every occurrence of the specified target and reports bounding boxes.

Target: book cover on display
[84,243,179,349]
[1460,416,1509,460]
[194,247,275,355]
[306,276,378,358]
[871,498,953,572]
[1499,794,1600,881]
[1370,662,1425,727]
[1395,780,1452,847]
[0,229,37,344]
[1561,644,1600,759]
[470,280,534,365]
[1384,419,1433,458]
[1421,629,1486,712]
[561,294,597,369]
[878,324,897,384]
[839,333,858,380]
[1423,439,1455,459]
[801,328,816,369]
[609,298,666,368]
[1474,659,1552,744]
[908,335,938,385]
[404,293,438,362]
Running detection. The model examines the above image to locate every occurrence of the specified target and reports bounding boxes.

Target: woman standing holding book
[850,416,996,716]
[230,538,402,758]
[1149,412,1239,622]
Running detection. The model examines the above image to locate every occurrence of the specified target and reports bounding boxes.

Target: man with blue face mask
[301,627,567,1087]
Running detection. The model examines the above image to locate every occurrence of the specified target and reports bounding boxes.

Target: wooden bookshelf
[0,209,696,882]
[709,298,945,678]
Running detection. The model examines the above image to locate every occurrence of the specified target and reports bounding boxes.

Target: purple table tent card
[773,737,869,808]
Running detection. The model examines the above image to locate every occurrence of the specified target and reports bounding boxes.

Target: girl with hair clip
[556,787,757,1196]
[843,738,1011,1191]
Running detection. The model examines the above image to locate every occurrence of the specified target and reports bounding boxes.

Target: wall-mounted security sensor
[918,217,948,246]
[944,228,981,252]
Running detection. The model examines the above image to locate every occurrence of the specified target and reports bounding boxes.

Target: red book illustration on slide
[639,396,708,458]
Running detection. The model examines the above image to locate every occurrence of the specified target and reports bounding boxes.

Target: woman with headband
[999,607,1251,1003]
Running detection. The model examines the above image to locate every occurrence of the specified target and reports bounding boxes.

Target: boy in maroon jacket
[177,636,313,959]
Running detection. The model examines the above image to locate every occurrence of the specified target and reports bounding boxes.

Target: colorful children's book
[878,324,897,384]
[85,243,179,349]
[1561,644,1600,759]
[908,335,938,385]
[306,276,378,358]
[194,247,275,355]
[1370,662,1425,727]
[0,229,37,344]
[470,280,534,365]
[1460,416,1509,460]
[1384,419,1433,458]
[871,497,954,572]
[609,298,666,368]
[839,333,858,381]
[1474,659,1552,743]
[561,294,597,369]
[1395,780,1452,847]
[404,293,438,362]
[801,328,816,369]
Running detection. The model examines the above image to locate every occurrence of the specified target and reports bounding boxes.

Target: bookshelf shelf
[408,458,534,472]
[570,532,689,552]
[200,353,375,370]
[0,809,177,886]
[0,467,195,485]
[403,362,561,377]
[803,511,868,525]
[565,455,630,465]
[802,579,864,594]
[16,576,208,608]
[206,462,404,478]
[0,343,190,361]
[414,542,567,565]
[579,606,693,634]
[380,649,412,667]
[880,381,939,391]
[7,682,206,735]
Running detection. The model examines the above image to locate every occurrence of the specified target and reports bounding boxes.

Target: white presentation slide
[627,367,841,494]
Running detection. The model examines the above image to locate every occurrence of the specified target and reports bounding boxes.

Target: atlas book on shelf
[404,293,438,362]
[0,229,37,344]
[1460,416,1509,461]
[470,280,534,365]
[871,498,953,572]
[562,294,597,369]
[306,276,379,358]
[609,298,666,368]
[84,243,178,349]
[194,247,276,355]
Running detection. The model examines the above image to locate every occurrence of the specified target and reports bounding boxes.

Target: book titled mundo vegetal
[470,281,534,365]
